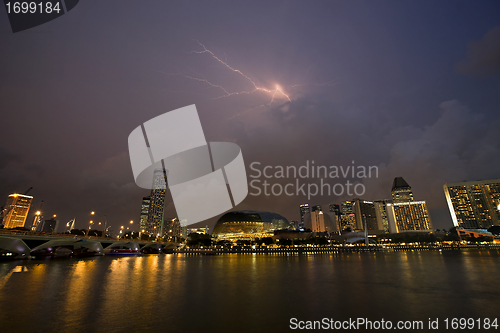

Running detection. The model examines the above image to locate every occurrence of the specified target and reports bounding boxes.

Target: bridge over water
[0,233,178,259]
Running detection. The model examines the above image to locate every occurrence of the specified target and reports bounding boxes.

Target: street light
[91,211,108,239]
[86,220,94,237]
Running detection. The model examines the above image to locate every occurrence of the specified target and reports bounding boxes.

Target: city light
[90,211,108,238]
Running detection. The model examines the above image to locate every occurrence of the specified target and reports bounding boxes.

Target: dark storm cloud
[0,147,20,169]
[218,96,500,229]
[1,1,500,232]
[457,26,500,77]
[0,147,44,191]
[363,100,500,226]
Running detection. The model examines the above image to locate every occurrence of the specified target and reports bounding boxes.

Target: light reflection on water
[0,250,499,332]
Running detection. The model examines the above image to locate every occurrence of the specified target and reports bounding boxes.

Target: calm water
[1,250,499,332]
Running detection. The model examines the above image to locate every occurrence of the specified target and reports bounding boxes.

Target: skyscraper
[329,203,341,216]
[341,201,354,215]
[386,177,432,233]
[303,210,339,233]
[340,200,356,230]
[443,179,500,229]
[163,217,181,240]
[353,199,380,231]
[299,203,310,223]
[2,194,33,229]
[139,196,150,234]
[311,205,322,212]
[392,177,414,203]
[386,201,433,233]
[374,200,390,233]
[147,169,167,237]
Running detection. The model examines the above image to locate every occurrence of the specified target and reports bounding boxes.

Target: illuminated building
[374,200,391,233]
[2,194,33,229]
[299,203,310,223]
[353,199,381,232]
[392,177,414,203]
[329,204,341,216]
[339,200,356,230]
[139,196,150,234]
[386,201,433,233]
[340,214,356,230]
[187,226,209,235]
[303,210,339,233]
[147,169,167,236]
[164,217,181,239]
[212,211,291,240]
[341,201,354,214]
[385,177,433,233]
[443,179,500,229]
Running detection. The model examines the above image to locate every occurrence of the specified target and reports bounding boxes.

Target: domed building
[211,210,291,240]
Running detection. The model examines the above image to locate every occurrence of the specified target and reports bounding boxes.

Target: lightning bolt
[161,40,337,118]
[163,40,291,105]
[159,71,231,96]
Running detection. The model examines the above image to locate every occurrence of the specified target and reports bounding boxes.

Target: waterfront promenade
[175,243,500,255]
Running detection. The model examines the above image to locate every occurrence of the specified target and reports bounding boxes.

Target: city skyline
[2,3,500,333]
[1,1,500,232]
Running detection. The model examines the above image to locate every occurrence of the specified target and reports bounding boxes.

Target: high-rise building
[353,199,380,231]
[303,211,339,233]
[386,177,432,233]
[339,200,356,231]
[386,201,433,233]
[2,194,33,229]
[139,196,150,234]
[299,203,310,223]
[392,177,414,203]
[147,169,167,237]
[340,214,356,230]
[374,200,391,233]
[341,201,354,215]
[163,217,181,240]
[443,179,500,229]
[329,204,341,216]
[311,205,322,212]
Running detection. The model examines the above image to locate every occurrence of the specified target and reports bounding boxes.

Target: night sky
[1,1,500,232]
